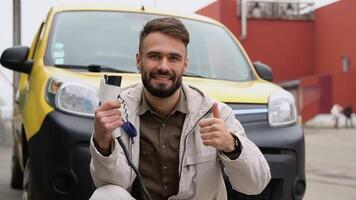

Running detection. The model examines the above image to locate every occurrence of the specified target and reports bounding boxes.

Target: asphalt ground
[0,125,355,199]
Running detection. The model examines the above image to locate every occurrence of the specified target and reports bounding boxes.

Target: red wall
[197,0,314,82]
[331,72,356,108]
[299,74,333,122]
[312,0,356,114]
[314,0,356,74]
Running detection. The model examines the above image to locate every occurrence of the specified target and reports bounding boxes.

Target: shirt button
[161,144,166,149]
[162,123,166,127]
[163,186,168,190]
[162,165,168,170]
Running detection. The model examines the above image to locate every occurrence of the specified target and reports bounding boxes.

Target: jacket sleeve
[89,133,136,189]
[218,103,271,195]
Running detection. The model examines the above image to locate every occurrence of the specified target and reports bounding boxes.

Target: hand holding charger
[97,75,151,200]
[98,75,137,141]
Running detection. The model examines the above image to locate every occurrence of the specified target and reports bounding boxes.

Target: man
[331,104,343,129]
[342,106,353,128]
[90,17,270,200]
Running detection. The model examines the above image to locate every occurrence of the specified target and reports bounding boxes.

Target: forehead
[141,32,186,56]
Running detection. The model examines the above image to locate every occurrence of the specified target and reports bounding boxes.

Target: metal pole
[13,0,21,99]
[13,0,21,46]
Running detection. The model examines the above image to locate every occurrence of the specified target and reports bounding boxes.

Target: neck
[144,88,181,118]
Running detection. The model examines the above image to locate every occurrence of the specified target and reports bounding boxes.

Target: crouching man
[90,17,271,200]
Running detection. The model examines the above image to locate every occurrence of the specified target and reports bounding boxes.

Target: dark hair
[139,17,190,53]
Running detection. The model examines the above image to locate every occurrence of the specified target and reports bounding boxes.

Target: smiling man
[90,17,271,200]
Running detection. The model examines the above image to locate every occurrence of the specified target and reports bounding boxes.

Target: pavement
[0,119,22,200]
[303,128,356,200]
[0,146,22,200]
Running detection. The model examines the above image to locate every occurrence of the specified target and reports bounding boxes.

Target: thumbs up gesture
[199,103,236,153]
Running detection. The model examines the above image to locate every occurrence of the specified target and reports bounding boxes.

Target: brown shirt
[137,90,188,200]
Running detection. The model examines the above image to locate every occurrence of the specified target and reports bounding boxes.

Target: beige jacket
[90,83,271,199]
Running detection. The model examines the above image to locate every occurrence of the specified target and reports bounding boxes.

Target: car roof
[51,5,222,27]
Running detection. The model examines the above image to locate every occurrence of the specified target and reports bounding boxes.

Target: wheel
[10,144,23,189]
[22,160,33,200]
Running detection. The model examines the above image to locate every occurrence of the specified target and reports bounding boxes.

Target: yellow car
[0,5,305,200]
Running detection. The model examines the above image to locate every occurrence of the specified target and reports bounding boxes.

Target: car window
[45,11,252,81]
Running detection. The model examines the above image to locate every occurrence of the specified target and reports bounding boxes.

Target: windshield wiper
[183,72,206,78]
[54,64,135,73]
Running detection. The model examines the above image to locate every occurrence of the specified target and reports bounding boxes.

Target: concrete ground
[0,117,355,199]
[0,146,22,200]
[303,128,356,200]
[0,119,22,199]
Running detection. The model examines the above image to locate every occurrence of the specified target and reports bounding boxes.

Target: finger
[199,118,216,127]
[101,109,122,118]
[200,124,220,134]
[212,102,221,119]
[201,139,217,147]
[104,120,124,131]
[96,109,121,121]
[200,132,219,140]
[96,100,121,112]
[101,115,123,124]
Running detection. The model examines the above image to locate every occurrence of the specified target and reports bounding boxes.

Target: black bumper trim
[28,110,95,200]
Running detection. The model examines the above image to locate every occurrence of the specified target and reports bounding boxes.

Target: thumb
[212,102,221,119]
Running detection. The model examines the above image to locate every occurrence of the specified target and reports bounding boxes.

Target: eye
[149,54,161,60]
[169,56,181,62]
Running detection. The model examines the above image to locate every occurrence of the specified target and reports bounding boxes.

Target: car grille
[227,103,268,124]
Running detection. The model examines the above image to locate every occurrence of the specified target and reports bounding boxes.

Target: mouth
[152,74,173,83]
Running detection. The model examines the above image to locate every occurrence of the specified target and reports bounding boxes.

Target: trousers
[90,185,136,200]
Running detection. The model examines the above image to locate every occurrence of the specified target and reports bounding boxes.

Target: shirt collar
[138,89,189,116]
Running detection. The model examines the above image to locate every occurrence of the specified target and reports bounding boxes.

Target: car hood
[46,67,280,104]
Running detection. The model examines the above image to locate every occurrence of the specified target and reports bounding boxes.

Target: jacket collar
[137,88,189,116]
[119,83,213,119]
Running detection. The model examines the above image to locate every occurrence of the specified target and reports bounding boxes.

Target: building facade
[197,0,356,122]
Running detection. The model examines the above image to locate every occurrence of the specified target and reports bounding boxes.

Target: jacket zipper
[179,108,212,176]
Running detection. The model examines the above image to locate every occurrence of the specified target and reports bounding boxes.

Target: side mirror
[0,46,33,74]
[253,61,273,82]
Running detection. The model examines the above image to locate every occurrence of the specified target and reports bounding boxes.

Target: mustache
[150,69,175,78]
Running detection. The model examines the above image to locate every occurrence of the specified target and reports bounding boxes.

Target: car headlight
[268,90,297,127]
[46,78,98,117]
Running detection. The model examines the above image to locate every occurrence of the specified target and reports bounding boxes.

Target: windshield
[45,11,253,81]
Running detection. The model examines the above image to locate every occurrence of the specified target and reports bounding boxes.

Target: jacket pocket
[185,151,217,166]
[179,151,223,199]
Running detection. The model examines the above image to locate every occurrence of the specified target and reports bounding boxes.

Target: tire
[10,145,23,189]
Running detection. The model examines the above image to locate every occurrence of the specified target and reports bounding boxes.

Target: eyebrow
[146,51,183,58]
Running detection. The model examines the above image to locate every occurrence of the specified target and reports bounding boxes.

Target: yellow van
[1,5,305,200]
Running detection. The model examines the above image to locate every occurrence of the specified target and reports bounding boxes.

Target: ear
[136,53,142,72]
[184,56,188,73]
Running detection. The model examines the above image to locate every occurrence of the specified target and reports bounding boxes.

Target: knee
[90,185,135,200]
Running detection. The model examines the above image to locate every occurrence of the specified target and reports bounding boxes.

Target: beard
[141,66,183,98]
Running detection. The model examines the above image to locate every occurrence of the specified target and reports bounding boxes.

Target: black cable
[117,137,152,200]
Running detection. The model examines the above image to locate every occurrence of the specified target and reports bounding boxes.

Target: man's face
[136,32,187,98]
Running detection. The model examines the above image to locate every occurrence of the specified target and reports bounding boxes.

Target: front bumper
[226,121,306,200]
[28,110,95,200]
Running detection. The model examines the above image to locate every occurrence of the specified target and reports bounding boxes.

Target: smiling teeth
[155,76,170,80]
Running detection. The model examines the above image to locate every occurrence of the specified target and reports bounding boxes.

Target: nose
[157,57,170,72]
